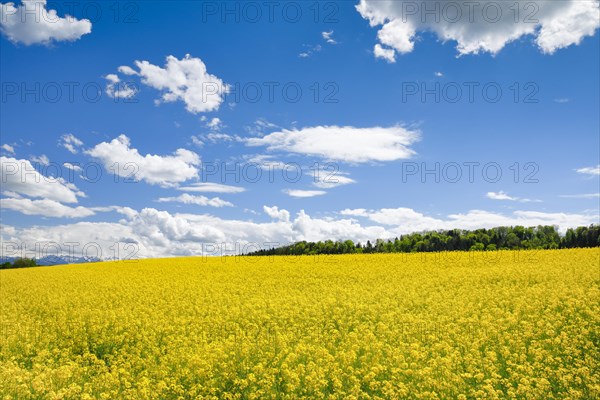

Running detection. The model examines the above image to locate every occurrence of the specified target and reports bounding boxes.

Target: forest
[247,225,600,256]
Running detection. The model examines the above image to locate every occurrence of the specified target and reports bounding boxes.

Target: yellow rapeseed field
[0,249,599,399]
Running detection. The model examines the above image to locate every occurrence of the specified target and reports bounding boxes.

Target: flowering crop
[1,249,598,399]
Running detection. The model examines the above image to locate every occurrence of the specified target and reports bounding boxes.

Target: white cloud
[356,0,600,58]
[434,71,444,77]
[2,205,597,259]
[1,156,84,203]
[86,134,200,187]
[206,117,222,130]
[178,182,246,194]
[59,134,83,154]
[0,197,95,218]
[112,54,228,114]
[191,129,239,146]
[535,1,600,54]
[298,44,322,58]
[118,65,137,76]
[341,207,599,234]
[122,207,388,255]
[340,208,370,217]
[30,154,49,166]
[486,191,541,203]
[554,98,571,103]
[1,221,138,259]
[190,136,204,147]
[313,172,356,189]
[246,125,420,163]
[374,44,396,63]
[359,207,446,231]
[2,190,21,198]
[263,205,290,222]
[576,165,600,176]
[104,73,137,99]
[0,0,91,45]
[1,144,15,155]
[195,116,232,145]
[205,133,236,143]
[245,155,288,170]
[449,210,599,233]
[157,193,233,208]
[560,193,600,199]
[487,191,515,200]
[63,162,82,172]
[245,118,280,136]
[288,210,388,243]
[283,189,327,198]
[322,30,337,44]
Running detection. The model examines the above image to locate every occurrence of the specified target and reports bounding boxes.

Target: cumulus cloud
[110,54,229,113]
[0,207,386,258]
[118,65,137,76]
[205,117,222,130]
[59,134,83,154]
[263,205,290,222]
[1,156,84,203]
[448,210,599,232]
[246,125,420,163]
[1,220,137,260]
[486,191,541,203]
[178,182,246,194]
[356,0,600,60]
[104,73,137,99]
[576,165,600,176]
[340,207,599,234]
[0,157,125,219]
[157,193,233,208]
[374,43,396,62]
[86,135,200,187]
[283,189,327,198]
[127,208,230,249]
[350,207,446,232]
[0,0,91,45]
[535,1,600,54]
[340,208,370,217]
[2,205,597,259]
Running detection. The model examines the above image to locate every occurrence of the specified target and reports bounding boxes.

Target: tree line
[1,258,38,270]
[247,225,600,256]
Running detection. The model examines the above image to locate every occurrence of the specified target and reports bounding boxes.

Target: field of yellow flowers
[1,248,599,399]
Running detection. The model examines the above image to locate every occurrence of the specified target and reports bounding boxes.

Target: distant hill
[0,255,101,267]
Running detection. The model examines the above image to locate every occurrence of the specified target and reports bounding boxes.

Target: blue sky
[1,0,599,258]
